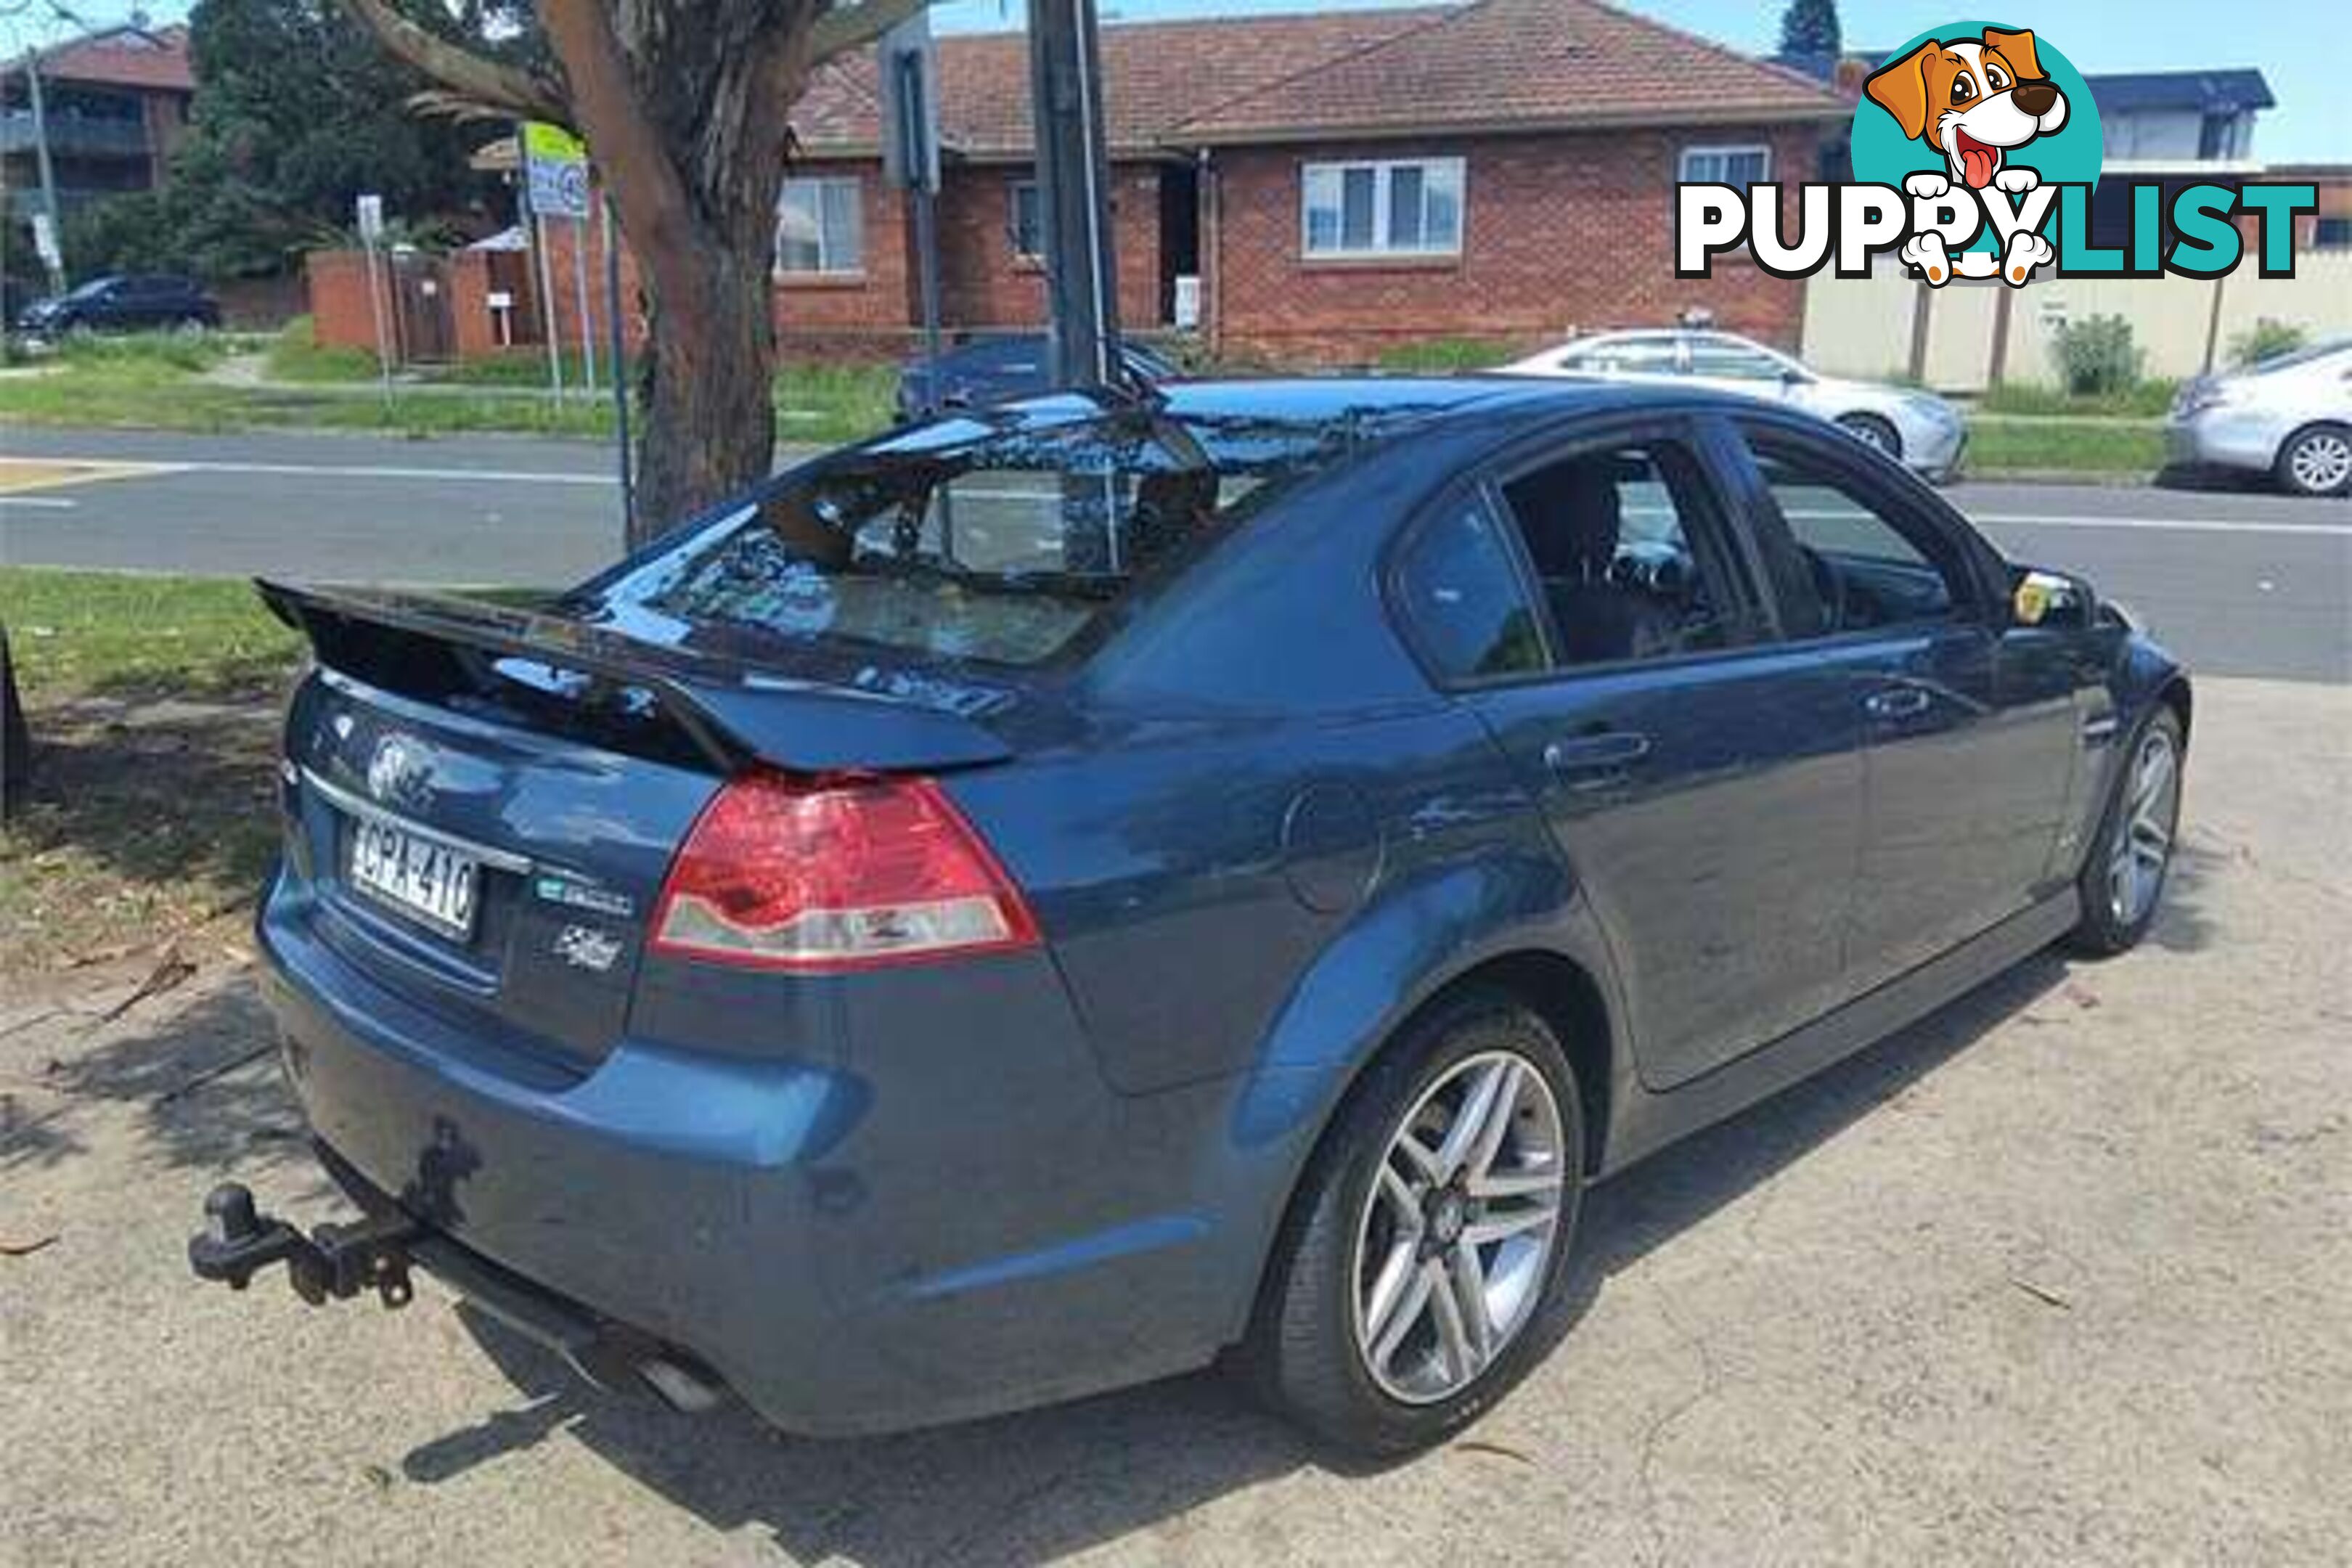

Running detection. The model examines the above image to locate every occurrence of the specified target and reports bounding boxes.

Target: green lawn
[0,568,303,703]
[1975,380,2181,419]
[1966,416,2165,477]
[0,325,898,446]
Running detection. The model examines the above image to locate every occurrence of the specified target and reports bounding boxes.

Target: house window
[2312,217,2352,250]
[1300,158,1463,258]
[776,176,864,275]
[1009,179,1042,258]
[1678,145,1771,191]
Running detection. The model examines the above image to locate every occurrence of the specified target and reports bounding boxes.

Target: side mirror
[2010,566,2094,630]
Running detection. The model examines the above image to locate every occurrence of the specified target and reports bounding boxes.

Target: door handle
[1543,730,1653,777]
[1862,685,1933,720]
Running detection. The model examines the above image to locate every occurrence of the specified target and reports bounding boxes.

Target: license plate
[348,817,481,939]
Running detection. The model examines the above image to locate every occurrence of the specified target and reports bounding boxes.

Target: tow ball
[187,1183,419,1309]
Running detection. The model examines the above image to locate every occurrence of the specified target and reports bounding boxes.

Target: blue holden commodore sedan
[194,376,2189,1455]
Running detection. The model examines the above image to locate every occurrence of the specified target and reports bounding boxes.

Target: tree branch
[809,0,930,63]
[336,0,570,125]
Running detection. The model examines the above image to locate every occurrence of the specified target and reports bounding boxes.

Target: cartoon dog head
[1866,28,2069,190]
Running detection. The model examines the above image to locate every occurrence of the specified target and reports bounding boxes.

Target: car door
[117,277,163,329]
[1396,417,1867,1090]
[1715,414,2082,989]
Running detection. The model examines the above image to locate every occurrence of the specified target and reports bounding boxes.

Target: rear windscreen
[586,402,1387,667]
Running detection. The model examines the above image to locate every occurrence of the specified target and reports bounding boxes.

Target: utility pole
[23,45,68,292]
[1025,0,1119,389]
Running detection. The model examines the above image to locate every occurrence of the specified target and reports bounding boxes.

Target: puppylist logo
[1678,20,2317,287]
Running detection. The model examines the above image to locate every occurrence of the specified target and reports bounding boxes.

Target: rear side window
[1393,497,1547,682]
[587,406,1405,668]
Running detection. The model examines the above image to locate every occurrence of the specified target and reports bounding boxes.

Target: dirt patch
[1,695,280,976]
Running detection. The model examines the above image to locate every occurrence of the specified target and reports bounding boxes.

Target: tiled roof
[1175,0,1850,140]
[795,6,1458,155]
[12,24,193,93]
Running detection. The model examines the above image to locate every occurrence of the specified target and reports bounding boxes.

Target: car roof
[1143,373,1717,431]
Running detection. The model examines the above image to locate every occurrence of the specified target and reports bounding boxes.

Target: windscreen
[586,401,1394,668]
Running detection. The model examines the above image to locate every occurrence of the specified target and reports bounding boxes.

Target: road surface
[4,426,2346,682]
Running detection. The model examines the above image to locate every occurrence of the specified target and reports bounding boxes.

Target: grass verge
[1966,416,2165,476]
[1976,380,2180,419]
[1,326,897,446]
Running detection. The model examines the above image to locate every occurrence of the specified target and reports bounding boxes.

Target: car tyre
[2274,424,2352,497]
[1837,412,1902,462]
[2067,706,2185,956]
[1239,989,1585,1456]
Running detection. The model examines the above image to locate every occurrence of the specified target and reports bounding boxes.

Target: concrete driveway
[4,675,2346,1567]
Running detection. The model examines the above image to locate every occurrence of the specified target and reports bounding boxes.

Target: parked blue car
[202,377,2189,1454]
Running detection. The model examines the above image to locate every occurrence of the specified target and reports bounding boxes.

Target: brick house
[311,0,1851,363]
[1,24,193,222]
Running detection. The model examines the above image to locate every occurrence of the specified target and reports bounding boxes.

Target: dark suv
[15,273,220,337]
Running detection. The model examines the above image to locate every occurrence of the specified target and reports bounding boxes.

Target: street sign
[879,15,941,194]
[30,213,60,272]
[521,121,592,219]
[355,193,384,244]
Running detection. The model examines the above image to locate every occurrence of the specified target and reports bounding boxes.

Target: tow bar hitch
[188,1183,418,1309]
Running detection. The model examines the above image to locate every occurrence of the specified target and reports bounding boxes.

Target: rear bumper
[2165,411,2280,474]
[257,875,1273,1436]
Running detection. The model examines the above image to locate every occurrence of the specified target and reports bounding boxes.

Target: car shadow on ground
[391,941,2102,1565]
[1,976,322,1192]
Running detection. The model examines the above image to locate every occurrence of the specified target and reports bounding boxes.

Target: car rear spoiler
[255,580,1016,773]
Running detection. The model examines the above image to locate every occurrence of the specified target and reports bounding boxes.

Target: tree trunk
[632,241,778,547]
[340,0,935,545]
[1,627,31,821]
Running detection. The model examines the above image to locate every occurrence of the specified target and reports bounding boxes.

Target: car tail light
[650,770,1039,971]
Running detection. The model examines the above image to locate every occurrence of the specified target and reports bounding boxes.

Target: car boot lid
[258,579,1016,773]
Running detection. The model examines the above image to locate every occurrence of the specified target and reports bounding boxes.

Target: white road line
[140,459,613,486]
[0,495,79,510]
[1970,513,2352,538]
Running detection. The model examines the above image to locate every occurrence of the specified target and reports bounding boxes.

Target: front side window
[777,176,865,275]
[1302,158,1464,258]
[1008,179,1042,257]
[1678,144,1771,191]
[1742,433,1971,637]
[1393,497,1546,682]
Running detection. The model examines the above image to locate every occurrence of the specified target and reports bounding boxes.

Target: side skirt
[1598,889,2080,1177]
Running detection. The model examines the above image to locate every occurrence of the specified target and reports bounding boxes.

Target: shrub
[2229,317,2307,370]
[1373,337,1516,373]
[2050,314,2142,398]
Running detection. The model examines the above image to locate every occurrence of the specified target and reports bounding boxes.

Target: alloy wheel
[2107,727,2179,927]
[1350,1050,1567,1405]
[2287,431,2352,495]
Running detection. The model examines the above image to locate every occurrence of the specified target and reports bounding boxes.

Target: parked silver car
[1501,330,1967,481]
[2166,338,2352,497]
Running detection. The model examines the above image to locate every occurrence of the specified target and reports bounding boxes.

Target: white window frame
[775,175,865,277]
[1678,144,1773,189]
[1299,157,1465,259]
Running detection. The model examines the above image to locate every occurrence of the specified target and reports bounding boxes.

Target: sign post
[881,15,944,412]
[520,121,592,403]
[354,193,393,411]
